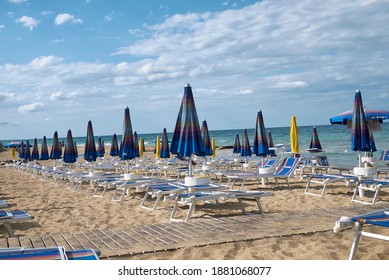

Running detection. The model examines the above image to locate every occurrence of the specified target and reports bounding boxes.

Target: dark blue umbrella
[31,138,39,160]
[133,131,140,158]
[369,131,377,154]
[97,137,105,158]
[201,120,213,156]
[63,129,77,164]
[119,106,135,161]
[40,136,49,160]
[25,140,31,161]
[84,120,97,163]
[19,141,25,159]
[241,128,252,157]
[268,131,277,157]
[252,110,269,158]
[110,134,119,157]
[232,133,241,154]
[74,141,78,158]
[170,84,205,176]
[50,131,62,160]
[160,128,170,159]
[307,126,324,153]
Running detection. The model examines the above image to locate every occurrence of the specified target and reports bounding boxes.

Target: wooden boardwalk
[0,203,387,259]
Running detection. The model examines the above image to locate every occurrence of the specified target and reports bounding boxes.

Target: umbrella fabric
[307,126,324,153]
[31,138,39,160]
[268,131,277,157]
[50,131,62,160]
[160,128,170,159]
[84,120,97,162]
[290,115,300,157]
[97,137,105,158]
[369,131,377,153]
[40,136,49,160]
[119,107,135,161]
[63,129,77,164]
[232,133,241,154]
[110,134,119,157]
[74,141,78,158]
[139,137,144,157]
[155,135,161,159]
[201,120,213,156]
[19,141,25,159]
[25,140,31,161]
[170,84,205,158]
[351,90,371,152]
[252,110,269,157]
[241,129,252,157]
[211,137,216,158]
[133,131,140,158]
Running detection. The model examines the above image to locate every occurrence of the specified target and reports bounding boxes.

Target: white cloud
[0,25,5,30]
[104,11,114,21]
[17,16,38,31]
[54,13,83,25]
[41,10,53,16]
[18,102,45,113]
[275,81,308,89]
[29,56,63,69]
[8,0,27,4]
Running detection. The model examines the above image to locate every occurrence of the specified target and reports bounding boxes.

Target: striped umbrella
[241,129,252,157]
[110,134,119,157]
[352,90,371,153]
[307,126,324,153]
[232,133,241,154]
[74,141,78,158]
[19,141,25,159]
[160,128,170,159]
[133,131,140,158]
[50,131,62,160]
[84,120,97,163]
[369,131,377,156]
[63,129,77,164]
[40,136,49,160]
[290,115,300,157]
[31,138,39,160]
[119,106,135,161]
[97,137,105,158]
[268,131,277,157]
[201,120,213,156]
[170,84,205,176]
[252,110,269,158]
[25,140,31,161]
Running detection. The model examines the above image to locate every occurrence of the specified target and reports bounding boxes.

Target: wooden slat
[40,234,58,248]
[0,237,8,248]
[71,232,98,251]
[29,235,45,248]
[18,236,33,248]
[50,233,73,251]
[61,232,86,250]
[81,230,117,257]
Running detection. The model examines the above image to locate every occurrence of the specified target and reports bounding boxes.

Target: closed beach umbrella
[40,136,49,160]
[74,141,78,158]
[268,131,277,157]
[19,141,25,159]
[160,128,170,159]
[110,134,119,157]
[50,131,62,160]
[63,129,77,164]
[31,138,39,160]
[133,131,140,158]
[241,129,252,157]
[139,137,144,157]
[170,83,205,176]
[25,140,31,161]
[84,120,97,163]
[119,106,135,161]
[201,120,213,156]
[253,110,269,158]
[97,137,105,158]
[370,131,377,155]
[290,115,299,157]
[211,137,216,158]
[232,133,241,154]
[307,126,324,153]
[155,135,161,159]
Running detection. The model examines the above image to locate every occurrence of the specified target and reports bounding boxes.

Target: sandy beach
[1,148,388,260]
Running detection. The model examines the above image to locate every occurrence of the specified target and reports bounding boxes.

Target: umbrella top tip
[186,83,191,87]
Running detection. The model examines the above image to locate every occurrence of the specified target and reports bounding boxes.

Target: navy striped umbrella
[25,140,31,161]
[253,110,269,158]
[74,141,78,158]
[201,120,213,156]
[31,138,39,160]
[40,136,49,160]
[307,126,324,153]
[19,141,25,159]
[268,131,277,157]
[170,84,205,176]
[133,131,140,158]
[63,129,77,164]
[119,107,135,161]
[160,128,170,159]
[97,137,105,158]
[50,131,62,159]
[232,133,241,154]
[84,120,97,162]
[110,134,119,157]
[241,129,252,157]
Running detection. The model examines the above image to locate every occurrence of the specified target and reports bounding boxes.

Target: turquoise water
[3,123,389,168]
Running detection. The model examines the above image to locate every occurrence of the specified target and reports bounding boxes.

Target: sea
[3,123,389,169]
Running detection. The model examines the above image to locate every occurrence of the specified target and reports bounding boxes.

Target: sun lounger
[0,200,8,208]
[169,190,274,221]
[0,209,34,237]
[333,209,389,259]
[303,173,358,197]
[0,247,100,260]
[351,179,389,205]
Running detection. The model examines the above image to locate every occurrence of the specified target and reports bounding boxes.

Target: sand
[1,148,388,260]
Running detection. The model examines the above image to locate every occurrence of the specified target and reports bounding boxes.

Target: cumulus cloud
[0,25,5,30]
[54,13,83,25]
[8,0,27,4]
[29,56,63,69]
[18,102,45,113]
[17,16,38,31]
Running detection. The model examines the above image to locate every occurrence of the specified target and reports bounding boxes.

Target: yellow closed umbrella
[155,135,160,159]
[211,137,216,158]
[139,137,144,157]
[290,115,299,157]
[11,147,16,160]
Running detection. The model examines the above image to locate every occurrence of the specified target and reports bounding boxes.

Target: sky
[0,0,389,140]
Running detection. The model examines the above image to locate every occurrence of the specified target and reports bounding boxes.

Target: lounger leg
[237,198,246,214]
[185,203,195,222]
[4,223,15,237]
[349,223,362,260]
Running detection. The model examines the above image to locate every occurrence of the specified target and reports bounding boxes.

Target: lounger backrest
[317,156,330,166]
[380,150,389,161]
[274,158,300,176]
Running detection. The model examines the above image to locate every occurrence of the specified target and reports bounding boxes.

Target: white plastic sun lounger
[304,173,358,197]
[0,200,8,208]
[351,179,389,205]
[169,190,274,221]
[0,209,34,237]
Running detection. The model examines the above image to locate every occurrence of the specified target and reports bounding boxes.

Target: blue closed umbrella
[133,131,140,158]
[74,141,78,158]
[84,120,97,163]
[19,141,25,159]
[268,131,277,157]
[170,84,205,176]
[31,138,39,160]
[110,134,119,157]
[40,136,49,160]
[232,133,241,154]
[97,137,105,158]
[119,107,135,161]
[307,126,324,153]
[160,128,170,159]
[50,131,62,160]
[253,110,269,158]
[25,140,31,161]
[201,120,213,156]
[63,129,77,164]
[241,129,252,157]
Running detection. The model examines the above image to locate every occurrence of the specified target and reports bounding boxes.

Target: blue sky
[1,0,389,140]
